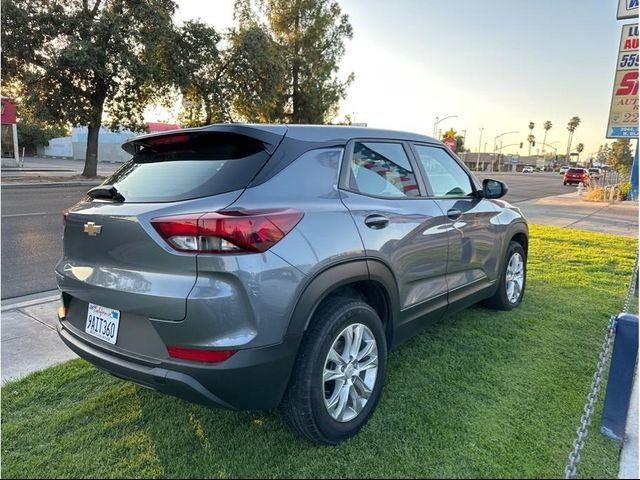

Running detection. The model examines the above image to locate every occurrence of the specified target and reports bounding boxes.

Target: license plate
[85,303,120,345]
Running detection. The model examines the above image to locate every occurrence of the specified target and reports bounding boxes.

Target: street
[1,186,92,299]
[475,172,570,203]
[0,172,572,300]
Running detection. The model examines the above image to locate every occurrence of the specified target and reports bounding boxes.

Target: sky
[165,0,631,158]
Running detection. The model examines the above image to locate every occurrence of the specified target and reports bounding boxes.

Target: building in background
[40,122,180,162]
[1,97,19,167]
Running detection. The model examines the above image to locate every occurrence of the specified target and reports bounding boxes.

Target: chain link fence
[564,250,639,479]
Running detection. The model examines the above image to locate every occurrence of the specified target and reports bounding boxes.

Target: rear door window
[348,142,420,197]
[104,133,270,203]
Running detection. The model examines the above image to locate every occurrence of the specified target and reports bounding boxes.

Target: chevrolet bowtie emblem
[83,222,102,236]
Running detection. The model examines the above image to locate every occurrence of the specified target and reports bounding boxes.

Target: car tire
[280,297,387,445]
[483,241,526,311]
[563,181,567,185]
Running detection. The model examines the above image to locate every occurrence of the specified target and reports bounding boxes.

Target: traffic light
[520,142,523,148]
[532,141,535,146]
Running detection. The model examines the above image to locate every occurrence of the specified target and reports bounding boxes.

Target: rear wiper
[87,185,126,203]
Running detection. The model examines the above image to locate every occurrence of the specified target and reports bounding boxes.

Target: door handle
[447,208,462,221]
[364,214,389,230]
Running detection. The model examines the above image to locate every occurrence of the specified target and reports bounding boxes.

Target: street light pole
[433,115,458,137]
[493,131,519,172]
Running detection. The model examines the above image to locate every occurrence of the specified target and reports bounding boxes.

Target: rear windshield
[567,168,585,174]
[103,133,270,203]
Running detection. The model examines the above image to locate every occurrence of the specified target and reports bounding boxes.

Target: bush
[16,122,69,155]
[618,181,631,200]
[583,186,604,202]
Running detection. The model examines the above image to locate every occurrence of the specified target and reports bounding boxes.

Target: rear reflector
[63,209,70,226]
[151,209,303,254]
[58,306,69,319]
[167,346,237,363]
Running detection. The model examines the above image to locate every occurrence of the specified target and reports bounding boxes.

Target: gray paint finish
[55,124,528,410]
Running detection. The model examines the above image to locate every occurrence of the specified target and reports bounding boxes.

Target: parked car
[559,165,570,175]
[588,168,602,180]
[56,125,529,445]
[564,167,590,185]
[522,166,534,173]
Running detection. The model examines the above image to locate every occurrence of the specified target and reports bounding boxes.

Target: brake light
[167,346,237,363]
[63,208,70,226]
[151,209,303,254]
[144,133,190,147]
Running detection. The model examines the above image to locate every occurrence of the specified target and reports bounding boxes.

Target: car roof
[122,123,442,154]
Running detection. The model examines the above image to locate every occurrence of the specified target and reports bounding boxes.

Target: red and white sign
[607,23,639,138]
[443,137,456,152]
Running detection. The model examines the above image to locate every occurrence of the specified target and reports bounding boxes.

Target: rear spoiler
[121,124,288,156]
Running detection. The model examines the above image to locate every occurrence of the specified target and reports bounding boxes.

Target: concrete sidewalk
[1,291,76,384]
[1,156,121,181]
[516,191,638,237]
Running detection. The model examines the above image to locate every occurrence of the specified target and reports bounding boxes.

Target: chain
[623,250,639,314]
[564,249,639,479]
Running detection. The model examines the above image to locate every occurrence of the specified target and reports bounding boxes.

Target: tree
[1,0,177,177]
[541,120,552,156]
[606,139,634,176]
[565,116,581,162]
[164,21,230,127]
[227,24,288,122]
[16,121,69,155]
[527,134,536,156]
[454,135,466,153]
[575,142,584,161]
[235,0,354,124]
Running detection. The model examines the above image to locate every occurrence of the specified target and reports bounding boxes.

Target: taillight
[167,346,236,363]
[63,208,70,226]
[151,209,303,254]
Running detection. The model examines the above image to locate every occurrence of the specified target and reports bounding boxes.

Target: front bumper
[57,316,302,411]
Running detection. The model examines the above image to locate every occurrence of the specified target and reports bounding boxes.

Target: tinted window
[568,168,586,174]
[413,145,473,197]
[104,133,269,203]
[349,142,419,197]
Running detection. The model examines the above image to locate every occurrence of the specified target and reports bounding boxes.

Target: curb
[1,290,60,312]
[1,181,101,189]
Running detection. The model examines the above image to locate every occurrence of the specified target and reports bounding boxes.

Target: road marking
[1,212,50,218]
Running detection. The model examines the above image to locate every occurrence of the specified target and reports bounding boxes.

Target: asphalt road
[475,172,570,204]
[0,173,569,300]
[1,185,93,299]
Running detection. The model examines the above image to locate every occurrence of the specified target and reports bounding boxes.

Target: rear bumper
[57,318,302,411]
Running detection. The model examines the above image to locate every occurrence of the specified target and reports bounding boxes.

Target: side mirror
[482,178,508,199]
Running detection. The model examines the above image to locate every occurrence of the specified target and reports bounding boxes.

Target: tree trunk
[82,121,100,177]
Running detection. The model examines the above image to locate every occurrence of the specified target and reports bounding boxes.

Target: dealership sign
[607,23,639,138]
[618,0,639,20]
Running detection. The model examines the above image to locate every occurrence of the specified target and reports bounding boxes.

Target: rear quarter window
[104,133,270,203]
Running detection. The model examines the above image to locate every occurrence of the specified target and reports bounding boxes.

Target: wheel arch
[285,259,400,349]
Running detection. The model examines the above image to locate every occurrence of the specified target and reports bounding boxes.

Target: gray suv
[56,124,528,444]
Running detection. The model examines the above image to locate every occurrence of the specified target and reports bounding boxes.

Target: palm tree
[527,122,535,156]
[541,120,552,156]
[576,143,584,162]
[527,134,536,156]
[566,116,581,163]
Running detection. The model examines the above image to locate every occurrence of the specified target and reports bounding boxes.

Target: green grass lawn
[1,225,637,479]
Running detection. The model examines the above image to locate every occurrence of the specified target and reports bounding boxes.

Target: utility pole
[476,128,484,171]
